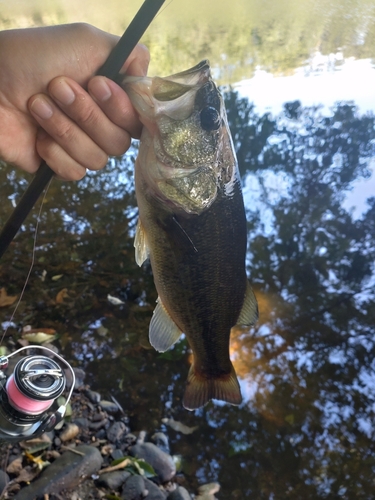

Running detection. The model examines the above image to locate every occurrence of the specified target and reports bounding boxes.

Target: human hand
[0,23,149,180]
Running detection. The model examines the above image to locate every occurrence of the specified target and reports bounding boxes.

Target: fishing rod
[0,0,166,260]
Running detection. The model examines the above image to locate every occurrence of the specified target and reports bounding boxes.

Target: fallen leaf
[52,274,63,281]
[6,457,23,474]
[22,327,56,335]
[107,294,125,306]
[22,331,57,344]
[96,325,109,336]
[14,465,41,483]
[162,417,199,435]
[24,451,50,470]
[0,288,18,307]
[19,436,51,450]
[56,288,69,304]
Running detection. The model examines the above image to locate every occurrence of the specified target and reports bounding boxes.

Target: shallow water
[1,1,375,498]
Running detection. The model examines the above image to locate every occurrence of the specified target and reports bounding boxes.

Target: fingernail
[51,80,76,105]
[90,78,112,102]
[30,97,53,120]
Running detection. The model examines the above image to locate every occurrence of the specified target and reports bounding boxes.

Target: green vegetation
[2,0,375,80]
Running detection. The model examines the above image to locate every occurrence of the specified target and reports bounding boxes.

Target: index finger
[120,44,150,77]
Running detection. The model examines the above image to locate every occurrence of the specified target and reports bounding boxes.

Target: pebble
[92,410,107,422]
[60,423,80,442]
[72,417,90,430]
[143,477,168,500]
[123,433,137,446]
[122,474,147,500]
[151,432,170,454]
[107,421,128,444]
[196,482,220,500]
[100,400,120,413]
[65,368,86,389]
[130,442,176,483]
[0,469,9,494]
[89,418,109,431]
[111,448,125,460]
[13,445,103,500]
[167,486,192,500]
[96,470,131,490]
[86,389,101,404]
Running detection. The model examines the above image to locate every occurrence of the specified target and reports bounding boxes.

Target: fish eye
[200,106,221,131]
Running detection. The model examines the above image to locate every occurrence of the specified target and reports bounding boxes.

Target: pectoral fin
[149,298,183,352]
[237,282,258,327]
[134,219,149,266]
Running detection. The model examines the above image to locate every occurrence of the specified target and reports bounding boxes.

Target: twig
[98,459,131,475]
[60,445,85,456]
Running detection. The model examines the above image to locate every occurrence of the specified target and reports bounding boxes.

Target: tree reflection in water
[0,93,374,499]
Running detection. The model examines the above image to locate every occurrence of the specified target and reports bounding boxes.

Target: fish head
[122,61,237,214]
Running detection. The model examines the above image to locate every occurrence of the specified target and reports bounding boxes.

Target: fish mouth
[121,60,213,120]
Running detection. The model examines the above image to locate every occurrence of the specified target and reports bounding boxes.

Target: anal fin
[149,298,183,352]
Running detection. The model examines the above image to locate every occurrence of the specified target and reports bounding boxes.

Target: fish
[122,61,258,410]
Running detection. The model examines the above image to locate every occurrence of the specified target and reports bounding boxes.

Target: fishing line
[155,0,175,18]
[0,178,52,347]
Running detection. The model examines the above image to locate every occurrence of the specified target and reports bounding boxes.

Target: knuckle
[78,105,100,128]
[36,137,86,181]
[54,122,76,142]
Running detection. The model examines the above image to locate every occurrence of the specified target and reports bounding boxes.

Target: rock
[107,421,128,444]
[100,400,120,413]
[130,442,176,483]
[89,418,109,431]
[60,423,80,442]
[111,448,125,460]
[144,477,168,499]
[91,410,107,422]
[72,417,90,429]
[65,367,85,389]
[151,432,170,454]
[167,486,192,500]
[123,433,137,446]
[96,470,131,490]
[196,482,220,500]
[122,475,147,500]
[14,445,103,500]
[0,469,9,494]
[85,389,101,404]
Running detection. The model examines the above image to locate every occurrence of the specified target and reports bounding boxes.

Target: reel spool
[0,346,75,443]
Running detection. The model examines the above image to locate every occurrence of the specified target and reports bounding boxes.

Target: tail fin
[183,364,242,410]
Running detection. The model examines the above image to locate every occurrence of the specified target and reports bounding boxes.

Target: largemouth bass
[122,61,258,410]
